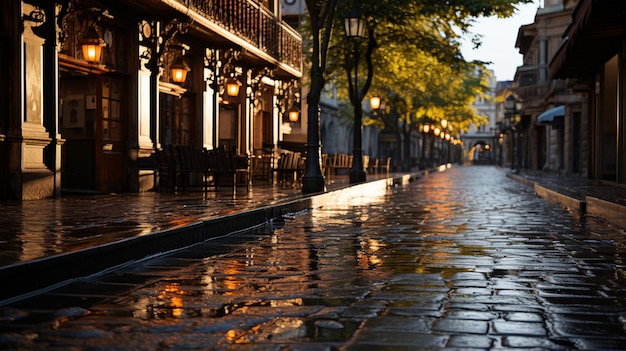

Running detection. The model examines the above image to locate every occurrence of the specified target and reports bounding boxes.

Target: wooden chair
[251,154,273,183]
[165,145,212,193]
[208,146,250,191]
[274,152,303,185]
[378,157,391,177]
[368,157,379,174]
[330,153,352,179]
[156,146,176,191]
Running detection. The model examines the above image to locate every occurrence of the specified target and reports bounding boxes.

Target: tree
[301,0,532,184]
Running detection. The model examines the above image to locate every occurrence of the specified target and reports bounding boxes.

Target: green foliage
[300,0,531,139]
[315,0,529,132]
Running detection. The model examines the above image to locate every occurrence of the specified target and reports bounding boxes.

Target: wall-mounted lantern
[170,56,190,84]
[288,105,300,122]
[81,27,105,64]
[225,76,241,97]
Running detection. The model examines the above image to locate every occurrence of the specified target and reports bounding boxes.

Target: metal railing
[183,0,302,72]
[514,64,551,100]
[514,64,549,87]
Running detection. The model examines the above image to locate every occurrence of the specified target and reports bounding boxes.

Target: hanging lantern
[81,27,105,64]
[170,56,190,84]
[225,77,241,97]
[288,105,300,122]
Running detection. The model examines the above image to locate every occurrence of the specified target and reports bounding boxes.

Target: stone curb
[586,196,626,230]
[506,172,586,215]
[507,171,626,231]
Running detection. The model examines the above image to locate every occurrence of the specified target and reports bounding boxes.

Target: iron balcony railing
[514,64,550,100]
[514,64,549,87]
[183,0,302,72]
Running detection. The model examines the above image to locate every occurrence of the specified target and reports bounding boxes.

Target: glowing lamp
[225,77,241,97]
[288,106,300,122]
[170,57,190,83]
[81,28,105,64]
[369,96,381,110]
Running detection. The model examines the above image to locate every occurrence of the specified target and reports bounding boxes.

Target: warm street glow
[369,96,381,110]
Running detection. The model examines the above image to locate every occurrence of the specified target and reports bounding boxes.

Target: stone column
[8,2,54,199]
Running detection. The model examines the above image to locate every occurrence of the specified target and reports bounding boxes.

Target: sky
[460,1,540,81]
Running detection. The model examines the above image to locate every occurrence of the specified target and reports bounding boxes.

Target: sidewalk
[506,169,626,230]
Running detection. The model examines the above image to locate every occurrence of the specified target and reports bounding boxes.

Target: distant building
[461,69,498,164]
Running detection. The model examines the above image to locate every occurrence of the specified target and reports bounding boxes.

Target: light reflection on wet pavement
[2,166,626,350]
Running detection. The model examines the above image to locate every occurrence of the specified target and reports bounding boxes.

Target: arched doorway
[468,140,494,165]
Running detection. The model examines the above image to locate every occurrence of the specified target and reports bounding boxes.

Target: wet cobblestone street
[2,166,626,350]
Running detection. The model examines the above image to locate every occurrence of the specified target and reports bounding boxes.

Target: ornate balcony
[515,64,549,87]
[514,64,550,100]
[183,0,302,76]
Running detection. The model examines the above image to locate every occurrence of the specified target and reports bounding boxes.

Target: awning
[537,105,565,124]
[550,0,626,79]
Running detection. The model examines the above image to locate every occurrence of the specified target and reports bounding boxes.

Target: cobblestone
[2,166,626,350]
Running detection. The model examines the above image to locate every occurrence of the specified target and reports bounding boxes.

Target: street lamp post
[441,119,449,164]
[505,95,522,173]
[344,11,367,184]
[420,123,430,169]
[495,121,504,167]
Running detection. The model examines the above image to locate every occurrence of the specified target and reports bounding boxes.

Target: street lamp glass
[505,95,516,111]
[344,12,366,38]
[369,96,381,110]
[288,106,300,122]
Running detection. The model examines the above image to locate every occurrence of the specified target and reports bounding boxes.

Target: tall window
[102,78,122,142]
[161,94,192,146]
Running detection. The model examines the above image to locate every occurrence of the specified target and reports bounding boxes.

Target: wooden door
[96,77,126,193]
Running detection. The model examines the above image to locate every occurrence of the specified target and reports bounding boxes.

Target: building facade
[551,0,626,184]
[461,69,498,164]
[513,0,584,174]
[1,0,302,200]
